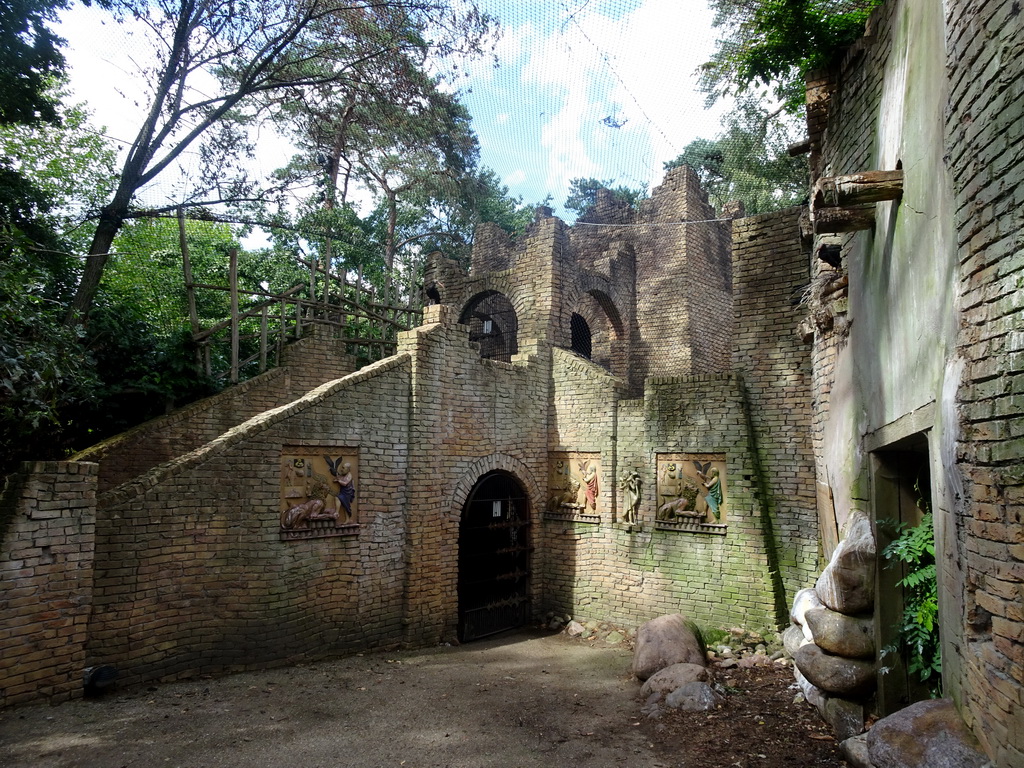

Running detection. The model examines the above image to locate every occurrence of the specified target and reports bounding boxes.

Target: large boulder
[824,696,865,741]
[866,699,990,768]
[639,663,709,697]
[632,614,706,681]
[664,682,724,712]
[783,624,808,658]
[791,587,824,642]
[795,643,875,697]
[794,667,827,717]
[804,607,875,659]
[816,511,875,615]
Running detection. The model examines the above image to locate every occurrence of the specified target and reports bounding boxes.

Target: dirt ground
[0,629,848,768]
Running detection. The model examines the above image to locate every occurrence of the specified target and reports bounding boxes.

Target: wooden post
[259,305,268,372]
[229,247,239,384]
[177,207,202,367]
[812,206,877,234]
[278,299,286,364]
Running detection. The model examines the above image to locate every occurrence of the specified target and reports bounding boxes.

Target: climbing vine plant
[881,509,941,695]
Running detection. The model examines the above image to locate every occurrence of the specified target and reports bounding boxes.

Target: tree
[665,95,807,214]
[700,0,883,112]
[66,0,494,324]
[564,178,647,218]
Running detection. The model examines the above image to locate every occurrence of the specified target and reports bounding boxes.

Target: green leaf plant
[880,498,941,696]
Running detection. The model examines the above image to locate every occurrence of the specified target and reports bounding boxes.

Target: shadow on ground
[0,630,666,768]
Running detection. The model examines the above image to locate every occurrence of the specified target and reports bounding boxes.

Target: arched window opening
[459,291,518,362]
[570,313,592,359]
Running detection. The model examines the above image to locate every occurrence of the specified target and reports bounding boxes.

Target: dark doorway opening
[458,471,532,642]
[570,312,592,359]
[872,434,933,714]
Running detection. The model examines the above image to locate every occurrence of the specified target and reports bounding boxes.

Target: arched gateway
[457,471,532,641]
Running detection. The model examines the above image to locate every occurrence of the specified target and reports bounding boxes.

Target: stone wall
[0,462,96,706]
[74,326,360,494]
[945,1,1024,764]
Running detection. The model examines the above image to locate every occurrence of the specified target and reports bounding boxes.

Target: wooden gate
[458,472,532,641]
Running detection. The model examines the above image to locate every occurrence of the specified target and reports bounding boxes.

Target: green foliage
[0,89,119,254]
[665,95,807,214]
[881,511,941,695]
[701,0,884,112]
[564,177,647,218]
[0,255,98,471]
[0,0,67,125]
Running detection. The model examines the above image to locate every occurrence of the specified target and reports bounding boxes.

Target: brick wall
[731,209,820,598]
[397,305,551,644]
[945,1,1024,763]
[0,462,96,705]
[538,350,788,635]
[87,356,413,687]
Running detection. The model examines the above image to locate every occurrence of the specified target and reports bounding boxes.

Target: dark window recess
[570,313,592,359]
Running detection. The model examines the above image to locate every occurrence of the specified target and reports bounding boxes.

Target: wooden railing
[186,248,420,384]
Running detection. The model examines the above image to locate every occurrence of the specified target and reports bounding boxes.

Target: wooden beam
[812,169,903,210]
[813,205,877,234]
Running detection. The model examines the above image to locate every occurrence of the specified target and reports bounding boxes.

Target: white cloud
[503,168,527,187]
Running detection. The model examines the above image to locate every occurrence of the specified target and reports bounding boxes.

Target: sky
[57,0,728,221]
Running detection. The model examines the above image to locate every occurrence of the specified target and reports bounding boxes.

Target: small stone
[840,734,872,768]
[566,620,585,637]
[640,663,710,698]
[804,608,874,659]
[605,631,624,644]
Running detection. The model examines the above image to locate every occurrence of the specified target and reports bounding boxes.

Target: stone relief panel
[279,448,358,540]
[546,453,601,522]
[655,454,726,532]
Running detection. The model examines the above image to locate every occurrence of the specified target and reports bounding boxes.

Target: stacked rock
[787,510,877,740]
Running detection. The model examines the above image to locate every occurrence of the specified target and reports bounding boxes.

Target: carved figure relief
[656,455,726,525]
[619,470,641,524]
[279,450,358,536]
[547,453,601,519]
